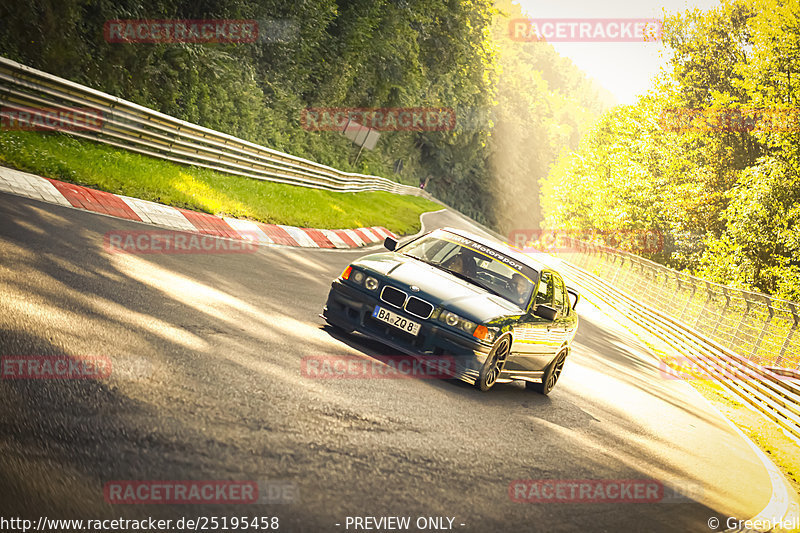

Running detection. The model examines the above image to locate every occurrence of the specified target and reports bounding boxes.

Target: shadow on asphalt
[319,323,555,403]
[0,194,745,531]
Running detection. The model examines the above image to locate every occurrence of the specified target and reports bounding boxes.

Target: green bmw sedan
[321,227,579,394]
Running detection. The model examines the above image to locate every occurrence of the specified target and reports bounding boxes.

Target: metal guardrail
[560,243,800,371]
[543,244,800,441]
[0,56,426,196]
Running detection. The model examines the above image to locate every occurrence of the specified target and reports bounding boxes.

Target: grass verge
[0,130,440,234]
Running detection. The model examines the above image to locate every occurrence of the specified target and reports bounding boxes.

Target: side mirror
[384,237,398,251]
[566,287,580,310]
[533,304,558,321]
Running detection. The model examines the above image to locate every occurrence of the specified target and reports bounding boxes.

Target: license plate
[372,306,421,336]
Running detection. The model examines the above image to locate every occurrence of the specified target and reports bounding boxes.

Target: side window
[553,275,566,313]
[535,272,553,306]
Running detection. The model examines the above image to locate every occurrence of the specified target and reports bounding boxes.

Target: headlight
[442,311,459,326]
[438,310,487,338]
[365,276,379,291]
[342,267,375,289]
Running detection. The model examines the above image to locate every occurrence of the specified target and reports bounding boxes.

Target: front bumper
[321,279,491,385]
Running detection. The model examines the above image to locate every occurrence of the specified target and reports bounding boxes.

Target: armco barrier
[542,244,800,442]
[0,56,425,196]
[561,243,799,371]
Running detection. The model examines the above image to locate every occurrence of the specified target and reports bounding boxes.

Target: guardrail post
[668,272,682,309]
[775,302,798,368]
[751,295,774,363]
[640,262,654,305]
[710,286,731,339]
[596,247,606,275]
[618,255,633,292]
[679,279,697,322]
[598,247,608,277]
[693,282,714,331]
[652,269,668,308]
[639,261,651,299]
[577,242,586,267]
[592,245,603,274]
[730,295,752,352]
[609,250,623,285]
[648,265,662,308]
[611,255,624,286]
[622,255,640,293]
[647,267,658,305]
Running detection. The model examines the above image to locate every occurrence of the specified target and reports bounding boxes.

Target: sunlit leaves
[541,0,800,299]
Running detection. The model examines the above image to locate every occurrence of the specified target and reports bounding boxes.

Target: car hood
[353,252,523,323]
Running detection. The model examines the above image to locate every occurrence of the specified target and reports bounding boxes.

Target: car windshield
[400,231,536,308]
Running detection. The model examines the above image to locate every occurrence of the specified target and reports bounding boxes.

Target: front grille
[405,296,433,319]
[380,285,406,308]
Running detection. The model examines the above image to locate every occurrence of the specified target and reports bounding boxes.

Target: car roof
[438,227,548,274]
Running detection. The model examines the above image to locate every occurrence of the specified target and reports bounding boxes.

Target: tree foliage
[540,0,800,300]
[0,0,609,228]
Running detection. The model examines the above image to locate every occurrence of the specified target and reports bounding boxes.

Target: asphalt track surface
[0,191,776,532]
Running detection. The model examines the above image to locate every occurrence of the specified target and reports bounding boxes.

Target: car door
[508,271,557,372]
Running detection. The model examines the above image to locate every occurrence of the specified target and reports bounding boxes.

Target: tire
[476,334,512,392]
[527,349,567,395]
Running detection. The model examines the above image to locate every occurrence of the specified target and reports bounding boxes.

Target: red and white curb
[0,166,397,249]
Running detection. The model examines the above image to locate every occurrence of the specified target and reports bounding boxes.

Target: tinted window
[554,275,566,312]
[400,230,536,306]
[535,272,554,306]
